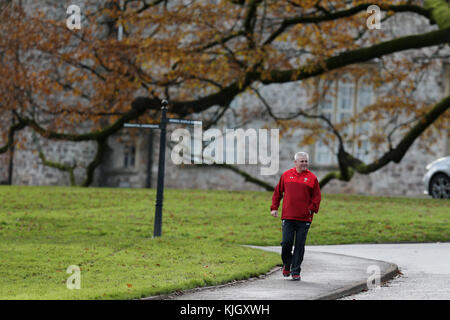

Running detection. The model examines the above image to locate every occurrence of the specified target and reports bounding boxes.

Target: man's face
[294,156,309,172]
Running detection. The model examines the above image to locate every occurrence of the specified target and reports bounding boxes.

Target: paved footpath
[147,245,399,300]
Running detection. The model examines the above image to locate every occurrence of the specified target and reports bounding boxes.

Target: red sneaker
[292,274,301,281]
[282,266,291,277]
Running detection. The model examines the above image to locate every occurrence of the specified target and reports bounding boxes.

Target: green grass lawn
[0,186,448,299]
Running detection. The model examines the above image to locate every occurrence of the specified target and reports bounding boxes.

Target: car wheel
[430,173,450,199]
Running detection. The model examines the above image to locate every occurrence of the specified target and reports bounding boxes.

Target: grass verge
[0,186,448,299]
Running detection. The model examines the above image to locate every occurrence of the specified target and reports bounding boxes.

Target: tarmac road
[307,242,450,300]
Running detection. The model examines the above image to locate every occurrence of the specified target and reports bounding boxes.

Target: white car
[423,156,450,199]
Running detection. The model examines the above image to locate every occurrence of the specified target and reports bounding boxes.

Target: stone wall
[1,1,448,199]
[0,153,10,184]
[315,137,445,197]
[160,125,445,198]
[4,128,97,186]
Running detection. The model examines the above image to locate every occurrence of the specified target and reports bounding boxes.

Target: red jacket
[271,168,321,222]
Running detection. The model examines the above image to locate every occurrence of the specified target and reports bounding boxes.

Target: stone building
[1,2,449,197]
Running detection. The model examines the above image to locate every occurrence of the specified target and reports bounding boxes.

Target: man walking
[270,152,321,281]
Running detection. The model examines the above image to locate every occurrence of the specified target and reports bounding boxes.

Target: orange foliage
[0,0,448,160]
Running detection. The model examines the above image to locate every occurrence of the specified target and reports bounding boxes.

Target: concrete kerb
[141,246,400,300]
[140,266,282,300]
[313,253,400,300]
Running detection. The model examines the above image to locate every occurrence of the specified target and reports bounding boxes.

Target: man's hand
[271,210,278,218]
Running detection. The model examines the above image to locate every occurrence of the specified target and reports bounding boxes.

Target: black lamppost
[153,100,168,237]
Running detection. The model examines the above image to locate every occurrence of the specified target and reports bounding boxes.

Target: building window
[123,144,136,168]
[315,75,375,166]
[355,77,374,163]
[315,140,333,165]
[318,79,334,121]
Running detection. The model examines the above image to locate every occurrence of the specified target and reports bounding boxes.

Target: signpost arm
[153,100,168,237]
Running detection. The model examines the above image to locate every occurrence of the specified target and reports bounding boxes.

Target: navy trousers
[281,219,311,275]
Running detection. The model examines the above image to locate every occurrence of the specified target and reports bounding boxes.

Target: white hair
[294,152,309,161]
